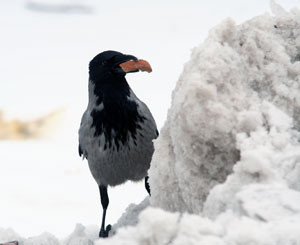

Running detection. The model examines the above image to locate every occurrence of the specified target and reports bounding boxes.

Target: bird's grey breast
[79,89,157,155]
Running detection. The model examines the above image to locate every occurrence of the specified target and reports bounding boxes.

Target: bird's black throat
[90,77,146,151]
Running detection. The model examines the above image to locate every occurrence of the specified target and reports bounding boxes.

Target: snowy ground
[1,0,300,244]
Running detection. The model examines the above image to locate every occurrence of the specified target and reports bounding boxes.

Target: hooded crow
[78,50,158,237]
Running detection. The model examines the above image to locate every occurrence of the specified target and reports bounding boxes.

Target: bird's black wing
[79,144,83,157]
[155,129,159,138]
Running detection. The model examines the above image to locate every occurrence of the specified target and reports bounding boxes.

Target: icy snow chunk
[236,110,263,133]
[236,184,300,221]
[149,2,300,215]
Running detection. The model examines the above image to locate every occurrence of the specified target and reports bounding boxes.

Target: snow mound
[110,197,150,235]
[149,3,300,214]
[102,3,300,245]
[96,207,300,245]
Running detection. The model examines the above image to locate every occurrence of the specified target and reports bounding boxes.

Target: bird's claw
[99,224,112,238]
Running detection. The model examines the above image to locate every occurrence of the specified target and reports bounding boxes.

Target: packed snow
[2,0,300,245]
[150,1,300,214]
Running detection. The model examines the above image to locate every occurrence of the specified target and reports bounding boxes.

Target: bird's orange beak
[119,59,152,73]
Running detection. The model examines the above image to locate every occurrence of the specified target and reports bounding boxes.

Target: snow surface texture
[2,2,300,245]
[109,198,150,236]
[149,2,300,213]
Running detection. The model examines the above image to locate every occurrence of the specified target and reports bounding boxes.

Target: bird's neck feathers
[87,77,146,150]
[88,76,131,106]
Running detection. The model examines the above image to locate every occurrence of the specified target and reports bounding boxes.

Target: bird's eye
[101,61,107,65]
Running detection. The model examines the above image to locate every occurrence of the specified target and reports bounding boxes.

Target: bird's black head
[89,50,138,82]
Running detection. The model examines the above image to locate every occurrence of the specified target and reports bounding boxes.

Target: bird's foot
[99,224,111,238]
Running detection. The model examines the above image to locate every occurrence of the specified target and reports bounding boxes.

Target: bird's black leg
[145,176,151,196]
[99,185,111,238]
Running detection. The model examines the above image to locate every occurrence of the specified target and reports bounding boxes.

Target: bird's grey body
[78,50,157,237]
[79,81,157,186]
